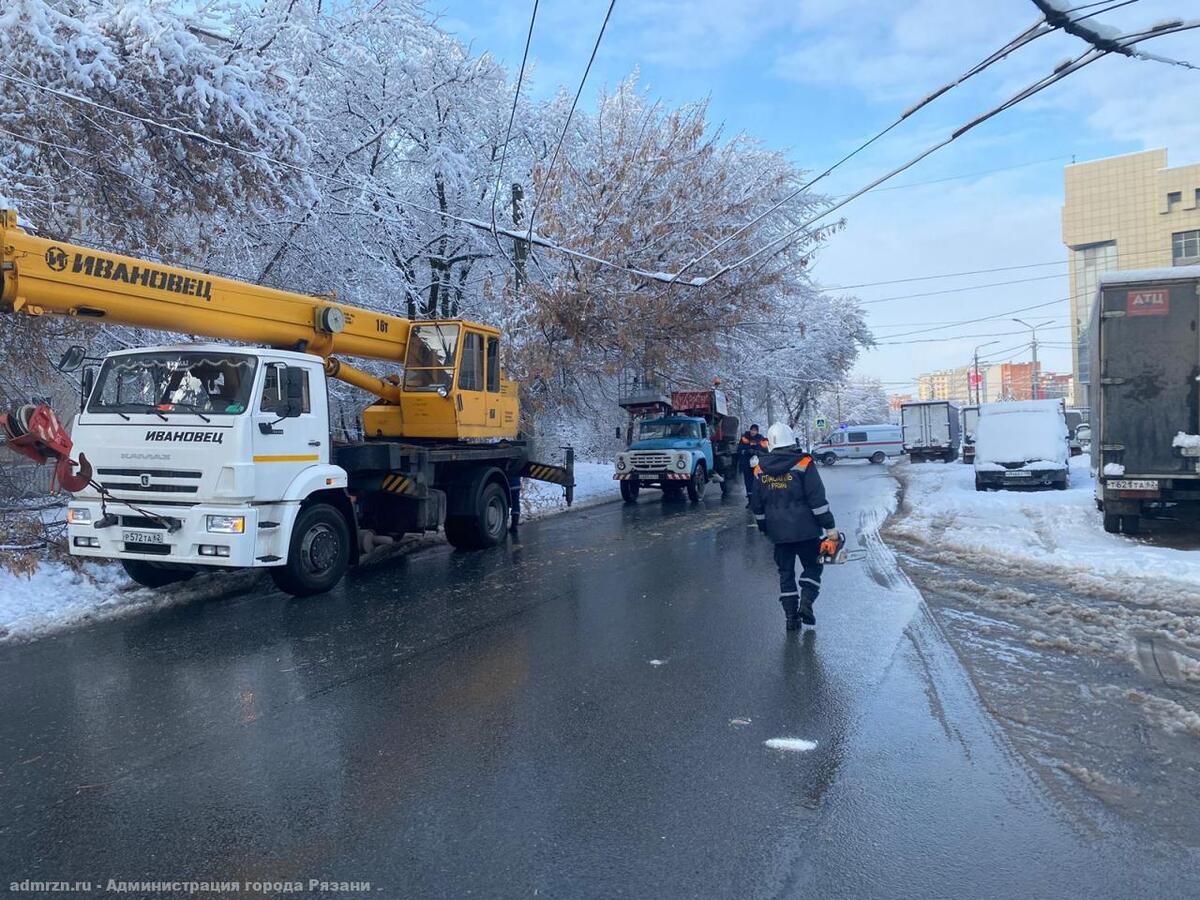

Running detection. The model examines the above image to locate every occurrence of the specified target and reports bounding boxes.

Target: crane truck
[0,209,573,596]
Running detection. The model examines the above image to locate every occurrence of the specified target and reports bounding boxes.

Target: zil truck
[612,376,739,503]
[1089,267,1200,535]
[0,209,572,595]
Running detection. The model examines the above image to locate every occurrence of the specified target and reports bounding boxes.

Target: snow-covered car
[973,400,1070,492]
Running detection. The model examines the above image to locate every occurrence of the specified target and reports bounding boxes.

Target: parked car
[1074,423,1091,454]
[974,399,1070,491]
[900,401,961,462]
[961,406,980,465]
[812,424,903,465]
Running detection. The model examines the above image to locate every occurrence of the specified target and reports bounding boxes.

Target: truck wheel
[1103,513,1121,534]
[121,559,195,589]
[1121,515,1141,535]
[870,451,886,464]
[620,479,640,503]
[270,502,350,597]
[821,453,837,466]
[444,480,509,549]
[686,462,707,502]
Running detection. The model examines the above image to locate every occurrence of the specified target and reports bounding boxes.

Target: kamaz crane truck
[0,209,572,595]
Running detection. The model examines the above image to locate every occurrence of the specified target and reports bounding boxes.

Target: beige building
[916,366,972,405]
[1062,149,1200,406]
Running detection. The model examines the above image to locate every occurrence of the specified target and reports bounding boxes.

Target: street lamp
[1011,318,1055,399]
[971,340,999,405]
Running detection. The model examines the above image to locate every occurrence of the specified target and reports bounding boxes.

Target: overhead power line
[668,13,1058,284]
[1032,0,1200,70]
[872,296,1068,337]
[860,273,1067,305]
[490,0,539,268]
[874,324,1071,346]
[525,0,616,248]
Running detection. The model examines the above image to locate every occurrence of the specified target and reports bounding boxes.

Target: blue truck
[613,380,739,503]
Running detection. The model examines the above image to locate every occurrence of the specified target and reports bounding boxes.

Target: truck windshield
[404,324,460,392]
[88,351,257,415]
[639,421,700,440]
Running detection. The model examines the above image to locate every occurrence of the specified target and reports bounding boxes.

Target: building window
[1173,229,1200,265]
[1167,191,1183,212]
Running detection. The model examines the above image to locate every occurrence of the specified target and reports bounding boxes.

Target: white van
[974,400,1069,491]
[812,424,904,465]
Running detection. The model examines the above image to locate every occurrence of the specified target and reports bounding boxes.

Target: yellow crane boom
[0,209,518,440]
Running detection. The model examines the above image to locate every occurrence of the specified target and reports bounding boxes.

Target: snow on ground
[520,461,620,519]
[0,461,621,643]
[889,455,1200,608]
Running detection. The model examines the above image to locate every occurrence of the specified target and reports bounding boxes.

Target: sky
[435,0,1200,395]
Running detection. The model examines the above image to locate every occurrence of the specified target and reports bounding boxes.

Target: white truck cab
[65,344,350,593]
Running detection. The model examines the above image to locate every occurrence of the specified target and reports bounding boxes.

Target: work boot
[780,595,801,632]
[798,596,816,627]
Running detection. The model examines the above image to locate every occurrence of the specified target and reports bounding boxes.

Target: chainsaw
[818,530,867,565]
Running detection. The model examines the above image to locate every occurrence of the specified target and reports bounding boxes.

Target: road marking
[764,738,817,752]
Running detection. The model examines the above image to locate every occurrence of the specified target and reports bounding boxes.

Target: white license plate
[122,530,165,544]
[1107,479,1159,490]
[1004,471,1033,478]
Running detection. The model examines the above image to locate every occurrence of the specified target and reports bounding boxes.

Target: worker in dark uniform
[750,422,840,632]
[508,472,522,532]
[738,424,768,501]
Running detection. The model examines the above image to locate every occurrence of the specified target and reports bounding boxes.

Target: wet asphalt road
[2,466,1199,898]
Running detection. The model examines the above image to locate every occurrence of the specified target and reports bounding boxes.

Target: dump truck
[1089,266,1200,534]
[0,209,572,595]
[612,375,739,502]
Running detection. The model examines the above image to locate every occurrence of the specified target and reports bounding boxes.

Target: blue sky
[436,0,1200,392]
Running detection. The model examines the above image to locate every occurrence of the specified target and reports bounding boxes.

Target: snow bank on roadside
[1,461,620,643]
[889,456,1200,605]
[520,461,619,519]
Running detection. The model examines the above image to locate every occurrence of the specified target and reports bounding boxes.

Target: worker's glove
[749,455,759,468]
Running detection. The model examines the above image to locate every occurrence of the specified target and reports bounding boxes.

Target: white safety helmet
[766,422,796,452]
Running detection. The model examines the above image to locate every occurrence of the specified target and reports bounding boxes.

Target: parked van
[974,399,1069,491]
[812,424,904,465]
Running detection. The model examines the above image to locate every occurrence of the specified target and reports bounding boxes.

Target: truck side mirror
[281,367,306,418]
[57,345,87,373]
[80,366,95,412]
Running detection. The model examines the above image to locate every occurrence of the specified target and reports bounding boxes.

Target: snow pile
[974,400,1067,467]
[0,560,132,641]
[1172,432,1200,449]
[520,461,619,519]
[1103,462,1126,476]
[889,457,1200,607]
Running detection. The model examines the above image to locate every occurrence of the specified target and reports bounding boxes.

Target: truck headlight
[616,456,627,471]
[206,515,245,534]
[675,455,688,469]
[67,507,92,525]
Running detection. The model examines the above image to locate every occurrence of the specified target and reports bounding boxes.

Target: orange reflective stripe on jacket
[791,456,812,471]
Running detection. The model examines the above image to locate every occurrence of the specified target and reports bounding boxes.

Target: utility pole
[765,377,775,425]
[1012,318,1054,400]
[511,183,527,289]
[972,340,999,405]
